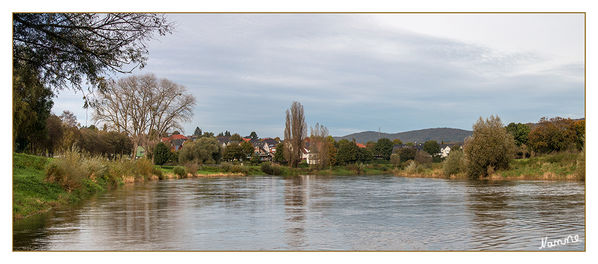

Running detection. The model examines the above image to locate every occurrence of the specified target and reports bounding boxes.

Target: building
[135,146,146,159]
[440,146,451,158]
[161,134,189,151]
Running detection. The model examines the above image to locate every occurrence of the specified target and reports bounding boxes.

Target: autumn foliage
[528,117,584,154]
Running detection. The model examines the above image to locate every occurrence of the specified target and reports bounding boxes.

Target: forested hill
[333,128,473,144]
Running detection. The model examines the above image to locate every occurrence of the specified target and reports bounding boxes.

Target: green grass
[13,153,116,219]
[499,152,583,179]
[13,154,64,219]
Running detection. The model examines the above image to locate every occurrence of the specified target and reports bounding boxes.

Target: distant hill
[333,128,473,144]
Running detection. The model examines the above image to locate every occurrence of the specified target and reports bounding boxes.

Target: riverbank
[13,153,165,219]
[13,153,108,219]
[13,151,583,219]
[391,152,585,181]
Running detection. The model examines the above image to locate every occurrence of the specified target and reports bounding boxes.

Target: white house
[440,146,451,158]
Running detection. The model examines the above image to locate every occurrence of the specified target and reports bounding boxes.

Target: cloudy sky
[52,13,584,138]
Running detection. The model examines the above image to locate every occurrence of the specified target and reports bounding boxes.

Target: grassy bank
[392,152,585,181]
[13,152,164,219]
[13,153,110,219]
[489,152,584,180]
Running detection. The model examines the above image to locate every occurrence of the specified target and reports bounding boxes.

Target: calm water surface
[13,175,585,251]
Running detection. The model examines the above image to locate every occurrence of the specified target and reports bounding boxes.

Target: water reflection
[466,181,513,250]
[284,176,308,248]
[13,176,585,251]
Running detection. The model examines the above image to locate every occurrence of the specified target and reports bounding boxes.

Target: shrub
[346,163,365,174]
[107,158,133,182]
[45,151,86,191]
[404,160,417,174]
[261,162,283,175]
[299,160,308,168]
[153,142,171,165]
[390,153,401,167]
[81,156,108,179]
[133,158,154,180]
[153,166,164,180]
[463,115,516,178]
[221,162,232,172]
[414,150,432,164]
[443,149,466,176]
[230,165,248,174]
[173,166,186,178]
[184,162,199,177]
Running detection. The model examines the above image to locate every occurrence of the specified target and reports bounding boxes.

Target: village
[152,130,456,165]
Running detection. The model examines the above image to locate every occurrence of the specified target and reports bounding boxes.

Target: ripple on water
[13,176,585,251]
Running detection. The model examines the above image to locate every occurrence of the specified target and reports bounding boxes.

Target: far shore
[13,151,583,220]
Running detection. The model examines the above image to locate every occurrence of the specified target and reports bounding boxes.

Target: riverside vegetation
[13,114,585,219]
[14,148,584,219]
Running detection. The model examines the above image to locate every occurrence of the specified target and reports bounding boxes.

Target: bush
[230,165,248,174]
[220,162,232,172]
[133,158,154,180]
[153,142,171,165]
[390,153,401,167]
[107,158,133,182]
[45,151,86,191]
[299,160,308,168]
[173,166,186,178]
[261,162,283,175]
[414,150,432,164]
[463,115,516,178]
[184,162,199,176]
[153,166,164,180]
[443,150,465,176]
[346,163,366,174]
[81,156,108,179]
[404,160,417,174]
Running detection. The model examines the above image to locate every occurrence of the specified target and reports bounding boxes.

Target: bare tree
[93,74,195,158]
[309,122,330,169]
[283,101,307,168]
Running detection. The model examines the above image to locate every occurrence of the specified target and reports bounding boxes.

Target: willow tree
[93,74,195,158]
[283,101,307,168]
[463,115,516,178]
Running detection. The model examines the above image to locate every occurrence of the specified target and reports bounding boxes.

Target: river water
[13,175,585,251]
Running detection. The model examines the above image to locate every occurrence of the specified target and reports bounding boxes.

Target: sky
[51,13,585,138]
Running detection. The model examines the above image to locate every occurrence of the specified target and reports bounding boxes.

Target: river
[13,175,585,251]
